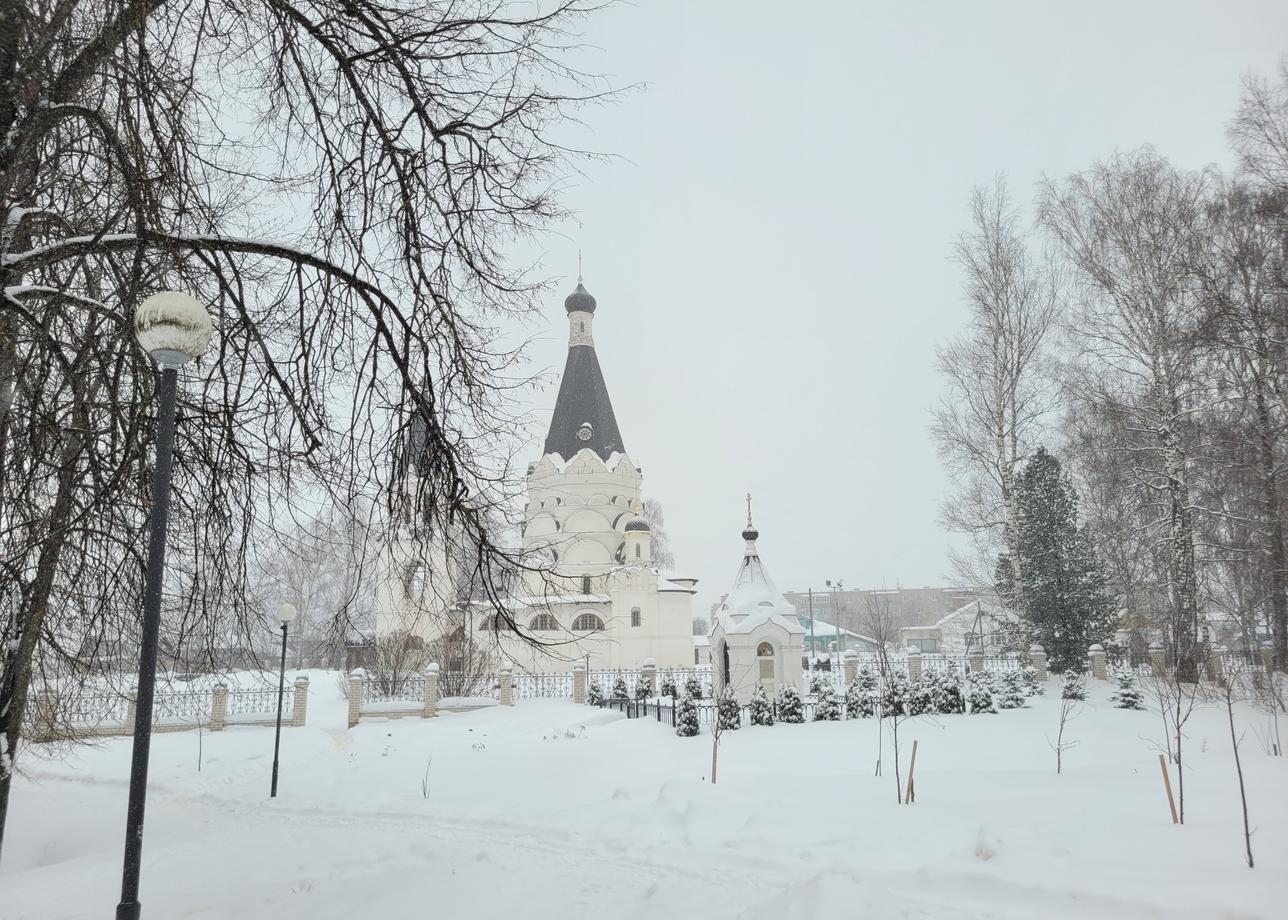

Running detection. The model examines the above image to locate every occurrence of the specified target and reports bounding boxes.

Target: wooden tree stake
[1158,753,1178,824]
[904,739,919,804]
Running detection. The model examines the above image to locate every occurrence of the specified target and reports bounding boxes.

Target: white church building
[375,277,699,672]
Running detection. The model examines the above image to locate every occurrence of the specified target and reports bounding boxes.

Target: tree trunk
[1253,376,1288,671]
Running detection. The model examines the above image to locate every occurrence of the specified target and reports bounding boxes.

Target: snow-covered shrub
[1060,670,1086,701]
[749,684,775,726]
[675,694,700,737]
[994,670,1027,710]
[659,675,678,698]
[587,682,604,706]
[634,680,651,702]
[879,670,911,717]
[935,669,967,714]
[808,674,826,695]
[777,685,805,723]
[717,689,742,731]
[845,664,880,718]
[1108,665,1145,710]
[684,676,704,700]
[813,683,841,721]
[966,673,996,714]
[1018,665,1044,696]
[611,676,629,702]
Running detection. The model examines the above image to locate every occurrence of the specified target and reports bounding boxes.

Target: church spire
[543,273,625,461]
[742,492,759,549]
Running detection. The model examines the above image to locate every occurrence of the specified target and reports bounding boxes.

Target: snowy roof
[713,518,804,637]
[797,617,875,643]
[932,599,1017,630]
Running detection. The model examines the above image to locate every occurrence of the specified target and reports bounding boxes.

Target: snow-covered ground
[4,672,1285,919]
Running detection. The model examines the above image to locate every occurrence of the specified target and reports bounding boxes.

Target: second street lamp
[270,602,298,798]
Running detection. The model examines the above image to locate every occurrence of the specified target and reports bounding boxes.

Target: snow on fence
[26,677,310,741]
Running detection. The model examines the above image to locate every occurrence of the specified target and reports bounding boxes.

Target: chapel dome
[564,282,597,314]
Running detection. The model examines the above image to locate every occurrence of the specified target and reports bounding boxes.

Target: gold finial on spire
[577,249,583,284]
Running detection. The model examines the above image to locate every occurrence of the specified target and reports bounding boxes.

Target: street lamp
[117,292,212,920]
[270,602,298,798]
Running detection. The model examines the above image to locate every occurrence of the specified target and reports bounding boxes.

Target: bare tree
[934,178,1059,592]
[0,0,609,856]
[424,627,497,699]
[1205,661,1256,867]
[1039,150,1213,680]
[1143,664,1204,824]
[639,498,676,570]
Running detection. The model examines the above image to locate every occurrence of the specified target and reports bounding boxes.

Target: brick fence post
[906,647,922,681]
[1089,644,1107,681]
[210,682,228,732]
[968,650,984,675]
[1260,642,1275,674]
[1206,645,1226,682]
[423,662,439,718]
[573,663,587,705]
[843,649,859,685]
[499,667,514,706]
[347,668,365,729]
[32,691,57,742]
[292,676,309,727]
[640,658,656,696]
[124,689,138,736]
[1149,642,1166,677]
[1028,644,1048,681]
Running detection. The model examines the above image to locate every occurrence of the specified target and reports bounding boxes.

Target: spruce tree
[660,675,678,698]
[675,694,700,737]
[1108,666,1145,710]
[610,676,629,702]
[717,688,742,731]
[996,447,1117,673]
[777,685,805,723]
[994,670,1027,709]
[813,683,841,721]
[634,680,651,702]
[1060,669,1086,701]
[749,684,775,725]
[587,682,604,706]
[966,672,997,714]
[684,676,704,700]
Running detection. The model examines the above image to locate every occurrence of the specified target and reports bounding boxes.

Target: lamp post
[117,292,213,920]
[270,602,298,797]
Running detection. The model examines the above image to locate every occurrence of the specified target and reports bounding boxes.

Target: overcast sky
[510,1,1288,615]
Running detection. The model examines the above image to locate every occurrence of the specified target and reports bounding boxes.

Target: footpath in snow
[3,671,1285,919]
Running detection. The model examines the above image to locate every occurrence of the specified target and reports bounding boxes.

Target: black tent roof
[542,282,625,461]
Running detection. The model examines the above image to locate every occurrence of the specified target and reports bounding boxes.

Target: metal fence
[228,686,291,718]
[364,675,425,705]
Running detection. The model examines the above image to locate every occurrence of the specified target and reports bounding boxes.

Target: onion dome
[564,282,597,313]
[624,517,650,533]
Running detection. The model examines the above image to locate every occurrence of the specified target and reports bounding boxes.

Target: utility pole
[807,588,816,665]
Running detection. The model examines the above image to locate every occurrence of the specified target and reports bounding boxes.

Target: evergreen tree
[717,688,742,731]
[1060,669,1086,701]
[1018,665,1044,696]
[684,676,704,700]
[813,683,842,721]
[994,670,1027,709]
[1108,665,1146,710]
[749,684,775,726]
[966,672,997,713]
[844,676,876,718]
[634,680,651,702]
[659,675,678,698]
[808,674,827,695]
[675,694,700,737]
[879,670,911,717]
[906,674,934,716]
[995,447,1117,672]
[587,682,604,706]
[936,669,967,714]
[610,676,629,702]
[777,685,805,723]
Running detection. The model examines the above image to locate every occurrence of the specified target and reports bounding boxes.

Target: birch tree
[1039,150,1212,680]
[933,179,1058,596]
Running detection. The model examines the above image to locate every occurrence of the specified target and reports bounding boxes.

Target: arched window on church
[631,607,641,627]
[529,613,558,631]
[757,641,775,680]
[634,543,641,559]
[572,612,604,632]
[404,562,426,600]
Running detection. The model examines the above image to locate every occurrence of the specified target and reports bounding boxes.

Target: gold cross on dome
[745,492,753,528]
